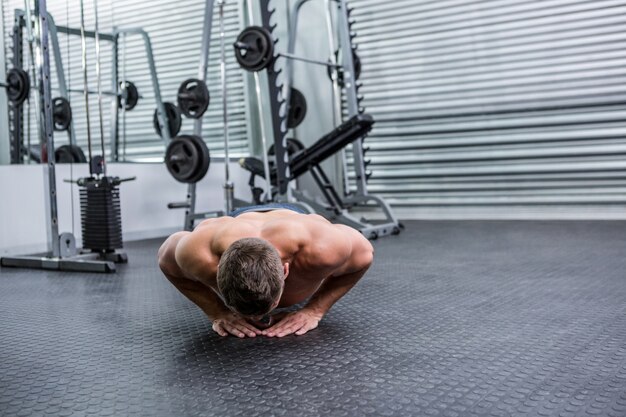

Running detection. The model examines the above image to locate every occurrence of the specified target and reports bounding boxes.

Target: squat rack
[240,0,400,238]
[8,8,172,164]
[1,0,131,272]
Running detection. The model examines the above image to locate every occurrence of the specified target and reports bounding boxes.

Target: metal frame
[168,0,231,231]
[8,12,25,163]
[9,9,169,163]
[272,0,401,238]
[0,0,122,272]
[110,27,171,161]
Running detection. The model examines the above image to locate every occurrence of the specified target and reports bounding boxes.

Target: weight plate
[54,144,87,163]
[52,97,72,131]
[268,138,305,159]
[287,88,307,129]
[165,135,210,183]
[69,145,87,163]
[186,135,211,184]
[6,68,30,105]
[234,26,274,72]
[177,78,210,119]
[55,145,75,163]
[118,81,139,111]
[153,102,182,138]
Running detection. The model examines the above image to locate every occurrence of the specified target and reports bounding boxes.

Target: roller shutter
[348,0,626,217]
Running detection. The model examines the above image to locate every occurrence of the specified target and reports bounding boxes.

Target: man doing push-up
[157,203,374,338]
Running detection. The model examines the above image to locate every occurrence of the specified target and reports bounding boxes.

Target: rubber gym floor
[1,220,625,417]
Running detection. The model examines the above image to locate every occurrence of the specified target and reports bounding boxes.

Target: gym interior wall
[346,0,626,220]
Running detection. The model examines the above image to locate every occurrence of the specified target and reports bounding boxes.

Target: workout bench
[239,114,401,239]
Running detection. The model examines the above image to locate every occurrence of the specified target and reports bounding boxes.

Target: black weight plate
[6,68,30,105]
[177,78,210,119]
[153,102,182,138]
[55,145,75,163]
[268,138,305,160]
[118,81,139,111]
[52,97,72,131]
[287,88,307,129]
[165,135,203,183]
[234,26,274,72]
[69,144,87,163]
[54,145,85,163]
[186,135,211,184]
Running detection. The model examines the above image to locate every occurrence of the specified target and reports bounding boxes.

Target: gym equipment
[234,25,342,72]
[177,78,210,119]
[54,144,86,163]
[287,88,307,129]
[0,68,30,105]
[78,176,124,253]
[268,138,305,158]
[8,9,169,164]
[117,80,139,110]
[241,114,372,185]
[327,50,361,87]
[165,135,211,184]
[0,0,130,272]
[167,0,251,230]
[233,26,274,72]
[52,97,72,131]
[218,0,235,214]
[235,0,400,239]
[153,102,182,138]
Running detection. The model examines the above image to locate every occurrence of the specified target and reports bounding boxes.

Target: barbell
[233,26,343,72]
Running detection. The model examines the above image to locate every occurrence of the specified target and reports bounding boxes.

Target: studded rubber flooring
[1,221,626,417]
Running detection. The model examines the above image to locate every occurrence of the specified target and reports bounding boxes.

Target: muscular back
[170,209,373,308]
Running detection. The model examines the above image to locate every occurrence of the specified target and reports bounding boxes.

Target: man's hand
[212,312,263,338]
[263,309,323,337]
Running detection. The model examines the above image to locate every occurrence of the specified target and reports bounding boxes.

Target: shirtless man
[157,203,374,338]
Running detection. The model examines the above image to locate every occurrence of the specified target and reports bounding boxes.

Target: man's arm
[157,228,262,338]
[264,225,374,337]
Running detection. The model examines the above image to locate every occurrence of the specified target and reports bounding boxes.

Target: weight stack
[78,176,123,252]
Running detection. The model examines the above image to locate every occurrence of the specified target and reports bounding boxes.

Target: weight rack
[8,9,172,164]
[252,0,401,239]
[1,0,127,273]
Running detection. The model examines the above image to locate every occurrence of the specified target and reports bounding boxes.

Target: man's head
[217,237,286,317]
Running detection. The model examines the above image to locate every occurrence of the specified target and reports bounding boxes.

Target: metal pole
[219,0,234,213]
[22,0,44,151]
[36,0,61,256]
[283,0,313,124]
[93,0,106,175]
[337,0,367,195]
[109,31,119,161]
[121,33,127,160]
[194,0,215,137]
[79,0,93,173]
[47,13,76,147]
[278,52,338,68]
[325,0,350,196]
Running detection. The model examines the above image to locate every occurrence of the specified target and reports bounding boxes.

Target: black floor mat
[1,221,625,417]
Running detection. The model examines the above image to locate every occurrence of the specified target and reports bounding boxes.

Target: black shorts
[228,203,308,217]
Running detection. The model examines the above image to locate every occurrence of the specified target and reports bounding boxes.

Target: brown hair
[216,237,284,316]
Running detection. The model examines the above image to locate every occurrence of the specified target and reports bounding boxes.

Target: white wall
[0,161,252,255]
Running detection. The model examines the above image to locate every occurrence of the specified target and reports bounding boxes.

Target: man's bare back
[158,208,374,338]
